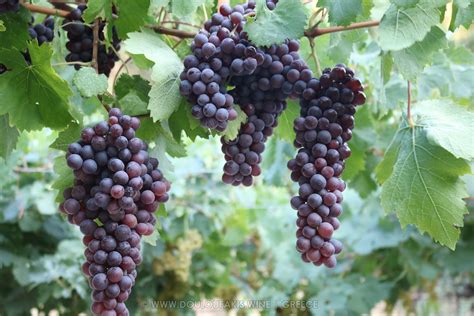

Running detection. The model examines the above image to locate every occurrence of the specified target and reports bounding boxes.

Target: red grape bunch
[0,0,19,13]
[60,108,171,315]
[62,5,120,76]
[179,0,280,131]
[288,65,366,268]
[28,17,55,45]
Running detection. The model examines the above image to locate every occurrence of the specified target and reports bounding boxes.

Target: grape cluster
[62,5,120,76]
[29,17,55,45]
[60,108,171,315]
[287,65,366,268]
[0,0,19,13]
[179,0,279,131]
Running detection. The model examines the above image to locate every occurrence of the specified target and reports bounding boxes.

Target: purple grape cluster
[287,65,366,268]
[29,17,55,45]
[59,108,171,315]
[179,0,280,131]
[220,36,310,186]
[62,5,120,76]
[0,0,19,13]
[180,0,316,186]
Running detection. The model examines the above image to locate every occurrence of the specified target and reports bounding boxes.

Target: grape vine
[60,108,171,315]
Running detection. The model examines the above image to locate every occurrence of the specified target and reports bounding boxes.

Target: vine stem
[23,3,381,39]
[92,18,100,74]
[304,20,380,37]
[407,81,414,128]
[22,3,70,17]
[146,25,196,38]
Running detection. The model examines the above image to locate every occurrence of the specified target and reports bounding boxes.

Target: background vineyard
[0,0,473,315]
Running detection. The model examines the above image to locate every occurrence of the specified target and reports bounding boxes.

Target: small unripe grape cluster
[288,65,366,268]
[60,108,171,315]
[62,5,120,76]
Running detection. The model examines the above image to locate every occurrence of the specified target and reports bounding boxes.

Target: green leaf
[379,120,470,249]
[392,26,447,80]
[119,93,148,116]
[0,20,5,32]
[136,118,186,158]
[114,0,151,38]
[381,52,393,84]
[244,0,308,46]
[0,114,19,159]
[377,4,440,51]
[414,100,474,160]
[52,155,74,202]
[0,43,74,131]
[168,100,209,142]
[50,123,83,152]
[72,67,109,98]
[274,100,299,143]
[343,132,367,180]
[82,0,114,23]
[171,0,205,17]
[222,106,247,141]
[453,0,474,29]
[124,30,184,122]
[115,74,151,101]
[318,0,363,26]
[391,0,419,7]
[0,8,30,51]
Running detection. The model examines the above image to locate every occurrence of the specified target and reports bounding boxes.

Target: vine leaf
[449,0,473,30]
[115,74,151,116]
[124,30,184,122]
[318,0,363,26]
[414,100,474,160]
[274,99,299,143]
[377,4,440,51]
[0,114,19,159]
[73,67,109,98]
[0,43,74,131]
[244,0,308,46]
[50,123,83,152]
[83,0,114,23]
[377,116,470,249]
[0,8,30,51]
[52,155,74,202]
[222,106,247,141]
[114,0,151,38]
[171,0,205,17]
[392,26,447,80]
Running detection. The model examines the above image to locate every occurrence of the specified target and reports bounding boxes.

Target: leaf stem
[407,80,414,128]
[111,57,132,94]
[308,38,322,76]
